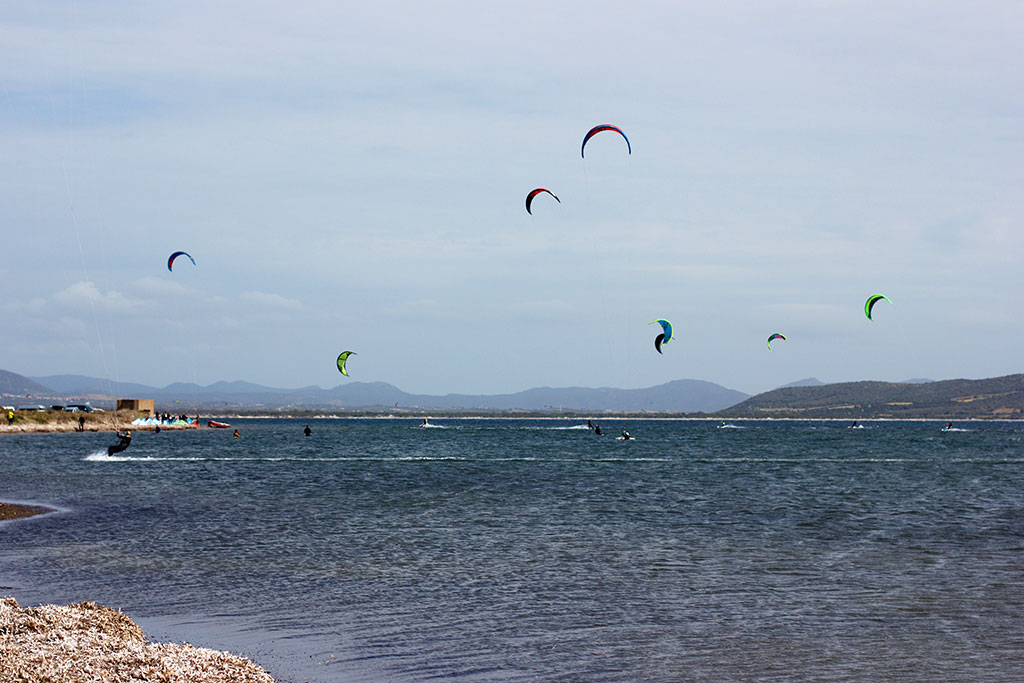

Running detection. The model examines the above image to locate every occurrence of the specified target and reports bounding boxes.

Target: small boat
[207,420,231,428]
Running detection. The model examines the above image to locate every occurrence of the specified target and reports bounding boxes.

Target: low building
[116,399,155,414]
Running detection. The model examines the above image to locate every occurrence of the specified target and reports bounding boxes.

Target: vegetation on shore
[0,410,198,433]
[721,374,1024,419]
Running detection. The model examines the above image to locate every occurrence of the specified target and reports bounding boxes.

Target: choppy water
[2,418,1024,681]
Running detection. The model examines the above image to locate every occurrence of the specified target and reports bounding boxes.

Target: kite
[581,124,631,158]
[525,188,560,215]
[654,333,666,354]
[864,294,891,321]
[167,251,196,272]
[767,333,787,350]
[649,319,673,345]
[337,351,356,377]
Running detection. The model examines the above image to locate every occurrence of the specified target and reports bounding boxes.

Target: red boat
[207,420,231,428]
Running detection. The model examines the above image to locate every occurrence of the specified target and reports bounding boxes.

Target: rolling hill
[720,374,1024,419]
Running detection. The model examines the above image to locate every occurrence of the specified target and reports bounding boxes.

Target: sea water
[2,419,1024,681]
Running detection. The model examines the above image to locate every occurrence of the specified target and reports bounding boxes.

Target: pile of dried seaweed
[0,597,275,682]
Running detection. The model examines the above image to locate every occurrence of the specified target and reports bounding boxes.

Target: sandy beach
[0,597,276,683]
[0,411,202,434]
[1,504,276,682]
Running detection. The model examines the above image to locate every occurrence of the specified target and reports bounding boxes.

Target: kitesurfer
[233,429,240,439]
[945,422,953,431]
[588,420,594,430]
[594,424,602,435]
[849,421,858,429]
[621,429,631,440]
[107,429,132,456]
[304,424,312,437]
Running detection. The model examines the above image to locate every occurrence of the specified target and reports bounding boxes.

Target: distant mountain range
[4,369,1018,418]
[13,372,749,414]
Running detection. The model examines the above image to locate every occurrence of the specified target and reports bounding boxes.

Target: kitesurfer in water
[594,424,602,435]
[107,429,131,455]
[304,424,312,437]
[621,429,631,440]
[588,420,594,430]
[849,421,858,429]
[233,429,240,439]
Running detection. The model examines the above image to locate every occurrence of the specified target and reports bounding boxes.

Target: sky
[1,1,1022,396]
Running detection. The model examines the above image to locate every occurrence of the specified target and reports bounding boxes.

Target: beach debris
[0,596,276,682]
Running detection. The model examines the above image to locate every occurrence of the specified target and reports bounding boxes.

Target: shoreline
[1,506,277,681]
[2,415,1019,434]
[0,411,206,435]
[0,596,276,682]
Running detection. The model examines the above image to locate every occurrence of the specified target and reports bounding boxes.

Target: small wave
[547,425,592,431]
[417,424,448,429]
[85,451,163,462]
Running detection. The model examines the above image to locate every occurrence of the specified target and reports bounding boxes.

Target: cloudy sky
[2,1,1021,396]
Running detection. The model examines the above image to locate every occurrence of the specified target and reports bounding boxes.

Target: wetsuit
[107,433,131,455]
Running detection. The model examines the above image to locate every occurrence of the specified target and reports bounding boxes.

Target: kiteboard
[615,436,636,441]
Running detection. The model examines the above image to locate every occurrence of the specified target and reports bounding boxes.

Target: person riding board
[621,429,631,440]
[107,429,132,455]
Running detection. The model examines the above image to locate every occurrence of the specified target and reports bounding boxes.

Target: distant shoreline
[0,410,205,434]
[2,414,1018,435]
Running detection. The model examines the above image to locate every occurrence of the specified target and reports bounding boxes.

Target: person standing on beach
[7,409,14,425]
[77,415,85,432]
[304,424,311,437]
